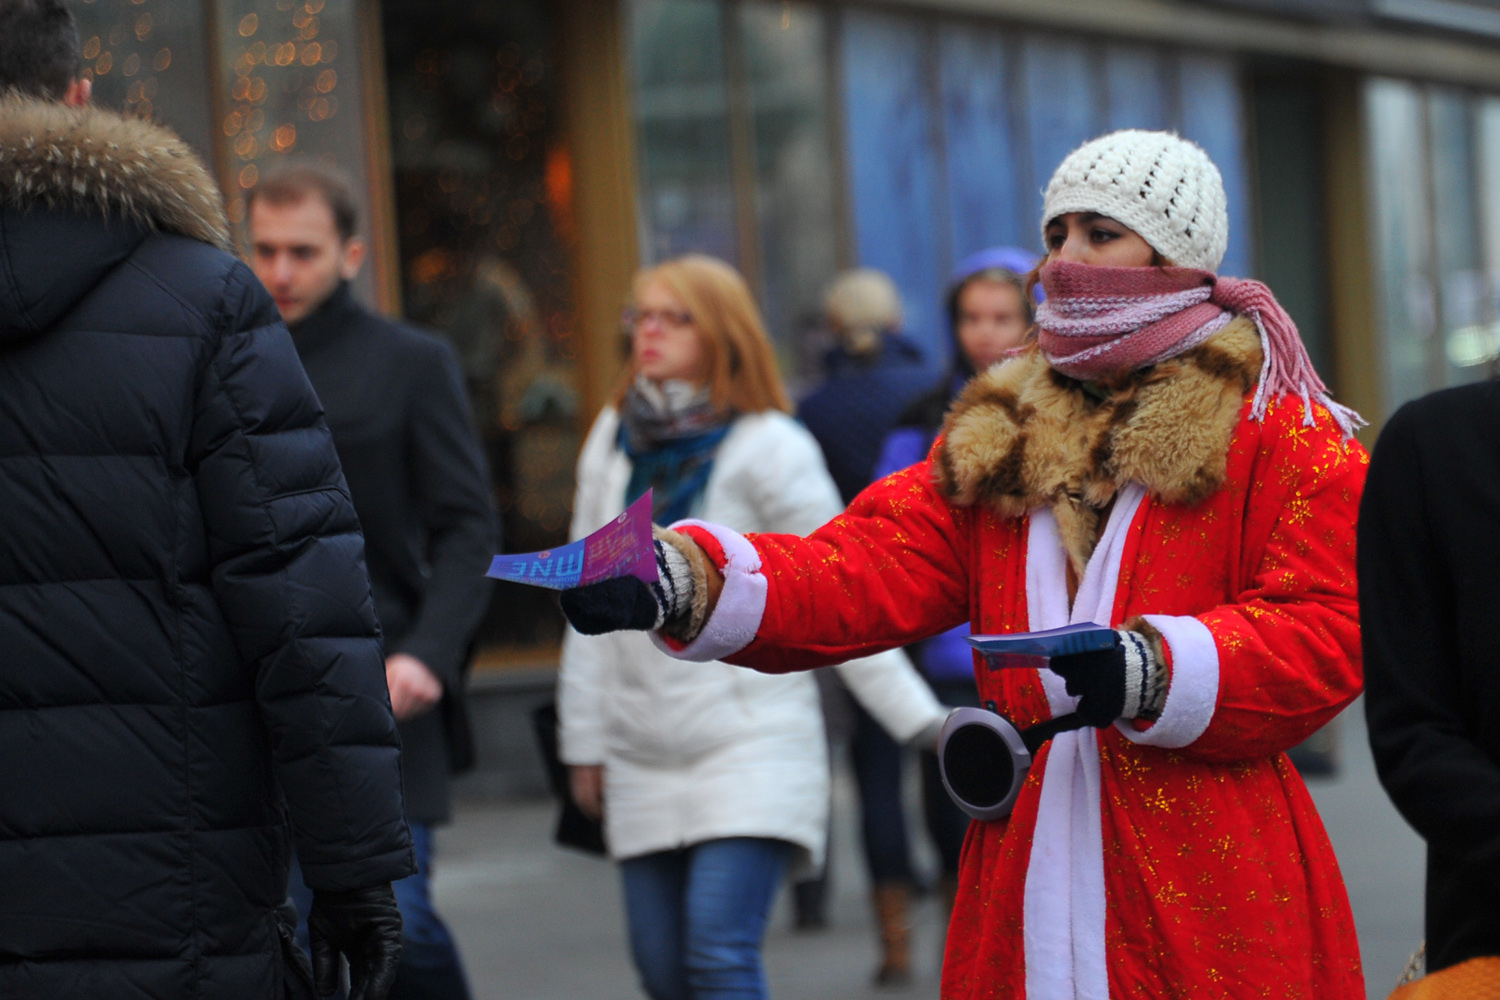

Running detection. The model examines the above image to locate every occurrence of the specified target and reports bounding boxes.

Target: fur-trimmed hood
[935,317,1262,574]
[0,92,230,250]
[0,93,231,342]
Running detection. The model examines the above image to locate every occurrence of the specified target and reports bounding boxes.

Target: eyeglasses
[622,307,694,332]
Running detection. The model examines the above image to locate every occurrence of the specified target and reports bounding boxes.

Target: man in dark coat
[249,164,497,1000]
[1361,381,1500,976]
[0,3,414,998]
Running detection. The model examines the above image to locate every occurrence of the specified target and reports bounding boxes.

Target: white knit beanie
[1040,130,1229,272]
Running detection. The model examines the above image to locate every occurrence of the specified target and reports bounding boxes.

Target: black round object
[943,722,1015,807]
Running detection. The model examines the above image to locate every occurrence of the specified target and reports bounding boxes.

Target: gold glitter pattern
[728,401,1366,996]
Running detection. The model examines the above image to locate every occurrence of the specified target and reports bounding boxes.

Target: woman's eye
[1045,232,1064,249]
[1091,228,1118,243]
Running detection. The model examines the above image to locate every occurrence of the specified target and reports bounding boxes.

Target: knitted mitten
[559,529,706,638]
[1046,629,1168,728]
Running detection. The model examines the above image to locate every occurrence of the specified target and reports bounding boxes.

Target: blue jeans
[288,822,472,1000]
[620,837,792,1000]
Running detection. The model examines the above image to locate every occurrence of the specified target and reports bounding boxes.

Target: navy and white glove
[560,537,697,636]
[1046,630,1167,728]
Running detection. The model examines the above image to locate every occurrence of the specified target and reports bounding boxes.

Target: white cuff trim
[648,519,767,663]
[1116,614,1219,749]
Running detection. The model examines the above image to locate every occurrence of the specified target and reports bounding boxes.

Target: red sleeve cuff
[677,524,728,570]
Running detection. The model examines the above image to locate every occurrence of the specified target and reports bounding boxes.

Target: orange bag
[1390,956,1500,999]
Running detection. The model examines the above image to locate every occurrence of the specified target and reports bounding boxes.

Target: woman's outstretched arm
[658,458,974,673]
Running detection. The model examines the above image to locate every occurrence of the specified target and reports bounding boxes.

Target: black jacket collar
[289,281,363,354]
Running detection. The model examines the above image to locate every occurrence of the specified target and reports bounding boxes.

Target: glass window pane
[1178,54,1253,278]
[630,0,736,265]
[940,25,1029,258]
[1022,34,1097,230]
[841,9,945,371]
[738,1,839,377]
[1366,77,1435,411]
[1476,97,1500,337]
[1427,88,1489,386]
[73,0,217,160]
[1104,44,1169,133]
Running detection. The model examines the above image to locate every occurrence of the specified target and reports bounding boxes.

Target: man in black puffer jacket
[0,4,415,998]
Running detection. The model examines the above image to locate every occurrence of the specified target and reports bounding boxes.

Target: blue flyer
[966,623,1116,669]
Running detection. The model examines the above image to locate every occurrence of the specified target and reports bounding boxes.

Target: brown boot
[872,881,914,986]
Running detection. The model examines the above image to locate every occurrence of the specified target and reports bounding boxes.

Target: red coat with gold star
[660,319,1367,999]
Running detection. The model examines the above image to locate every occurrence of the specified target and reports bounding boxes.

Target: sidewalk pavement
[433,699,1424,999]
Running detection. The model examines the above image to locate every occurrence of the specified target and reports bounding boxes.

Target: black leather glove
[307,883,403,1000]
[560,575,663,635]
[1048,629,1164,728]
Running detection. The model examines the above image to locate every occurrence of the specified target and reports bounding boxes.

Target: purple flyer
[486,490,658,590]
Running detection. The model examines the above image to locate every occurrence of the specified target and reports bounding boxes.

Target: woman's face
[630,279,708,384]
[956,279,1029,372]
[1043,212,1158,268]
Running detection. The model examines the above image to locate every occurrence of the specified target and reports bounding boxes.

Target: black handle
[1018,711,1090,755]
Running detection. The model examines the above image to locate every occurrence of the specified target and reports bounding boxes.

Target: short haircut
[0,0,79,100]
[249,161,360,241]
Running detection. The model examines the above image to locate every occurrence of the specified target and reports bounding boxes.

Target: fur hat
[1041,130,1228,272]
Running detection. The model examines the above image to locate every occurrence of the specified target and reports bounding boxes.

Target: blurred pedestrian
[557,254,944,1000]
[248,163,497,1000]
[0,4,413,997]
[791,268,936,981]
[870,247,1037,927]
[1362,385,1500,986]
[560,130,1371,996]
[798,268,930,505]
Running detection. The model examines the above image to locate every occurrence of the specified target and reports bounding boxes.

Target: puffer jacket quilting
[0,93,413,999]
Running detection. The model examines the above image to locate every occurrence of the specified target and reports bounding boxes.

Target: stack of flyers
[486,490,657,590]
[965,623,1116,670]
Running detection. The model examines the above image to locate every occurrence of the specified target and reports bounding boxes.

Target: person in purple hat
[869,247,1037,930]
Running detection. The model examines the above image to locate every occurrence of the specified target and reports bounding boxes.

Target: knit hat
[1041,130,1229,272]
[824,268,902,358]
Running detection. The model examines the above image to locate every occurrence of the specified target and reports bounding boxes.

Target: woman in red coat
[565,129,1369,998]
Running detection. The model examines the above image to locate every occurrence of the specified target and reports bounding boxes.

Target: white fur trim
[1022,481,1146,1000]
[1024,507,1074,716]
[648,519,767,663]
[1117,614,1220,749]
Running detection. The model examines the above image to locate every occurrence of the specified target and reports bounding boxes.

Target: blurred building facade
[71,0,1500,660]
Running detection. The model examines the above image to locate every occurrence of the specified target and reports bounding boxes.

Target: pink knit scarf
[1035,260,1365,438]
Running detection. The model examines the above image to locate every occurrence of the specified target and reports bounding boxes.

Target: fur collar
[0,92,230,251]
[935,317,1262,575]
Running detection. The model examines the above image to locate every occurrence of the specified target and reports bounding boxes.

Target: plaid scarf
[620,378,732,525]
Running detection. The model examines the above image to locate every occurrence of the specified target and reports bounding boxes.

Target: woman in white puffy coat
[558,255,944,1000]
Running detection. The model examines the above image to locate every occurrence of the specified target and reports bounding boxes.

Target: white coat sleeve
[556,409,618,766]
[835,648,947,746]
[743,415,849,537]
[746,416,947,744]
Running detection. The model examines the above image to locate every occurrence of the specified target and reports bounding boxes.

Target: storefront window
[630,3,1255,375]
[1367,78,1500,414]
[740,1,840,375]
[382,0,579,653]
[631,0,737,265]
[72,0,217,158]
[211,0,381,302]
